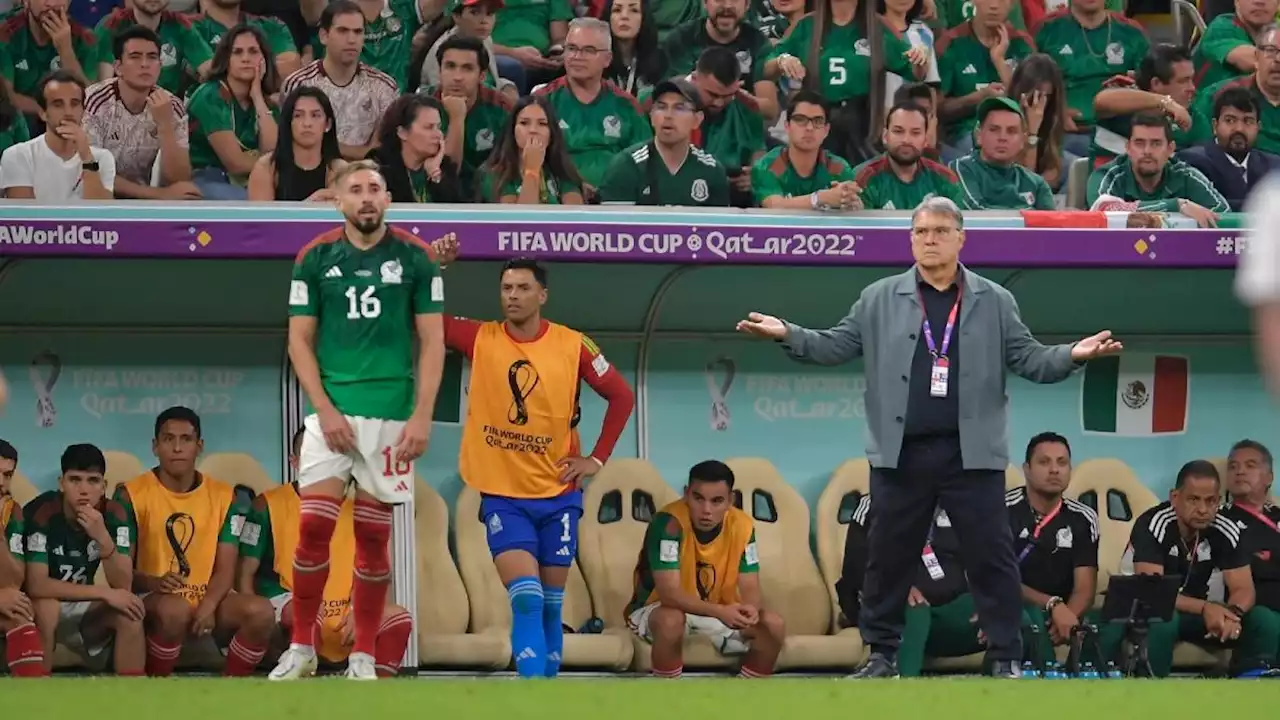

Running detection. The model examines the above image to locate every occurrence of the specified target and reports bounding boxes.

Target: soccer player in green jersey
[0,0,98,116]
[95,0,213,94]
[752,90,860,209]
[1194,0,1277,90]
[599,77,730,205]
[855,102,964,210]
[190,0,300,79]
[25,444,145,676]
[1195,25,1280,155]
[1092,45,1208,170]
[274,159,445,682]
[950,95,1054,209]
[430,34,512,197]
[1087,113,1229,225]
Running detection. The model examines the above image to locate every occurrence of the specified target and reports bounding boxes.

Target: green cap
[976,95,1024,124]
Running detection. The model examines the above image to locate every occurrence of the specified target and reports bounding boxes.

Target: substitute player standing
[272,159,446,681]
[446,254,634,678]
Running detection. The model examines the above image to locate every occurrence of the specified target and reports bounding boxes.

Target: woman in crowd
[760,0,808,41]
[247,87,345,201]
[186,24,279,200]
[1008,53,1067,190]
[879,0,935,107]
[603,0,664,97]
[478,95,584,204]
[0,81,29,157]
[368,94,463,203]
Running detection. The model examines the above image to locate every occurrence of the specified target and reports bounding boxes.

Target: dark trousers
[858,435,1023,662]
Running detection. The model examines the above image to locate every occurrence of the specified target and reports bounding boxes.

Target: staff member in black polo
[735,196,1122,678]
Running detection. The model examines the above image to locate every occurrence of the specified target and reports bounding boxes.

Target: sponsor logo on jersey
[659,539,678,563]
[289,280,309,306]
[325,266,343,278]
[241,521,261,546]
[28,532,47,553]
[115,526,130,549]
[744,541,759,565]
[431,275,445,302]
[591,354,610,378]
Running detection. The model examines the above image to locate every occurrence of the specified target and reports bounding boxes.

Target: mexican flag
[1080,354,1189,435]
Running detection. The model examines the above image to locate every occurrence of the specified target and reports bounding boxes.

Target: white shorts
[626,604,750,655]
[56,601,112,666]
[269,592,292,623]
[297,413,413,505]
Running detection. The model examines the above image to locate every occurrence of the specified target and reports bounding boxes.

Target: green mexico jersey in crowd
[0,114,30,154]
[625,511,758,615]
[23,491,133,585]
[310,0,421,90]
[95,9,213,94]
[652,0,700,38]
[239,498,287,598]
[936,22,1036,144]
[1035,11,1149,128]
[1089,75,1211,168]
[289,228,444,420]
[186,80,268,173]
[853,155,963,210]
[950,151,1054,209]
[1194,14,1254,90]
[750,147,854,204]
[639,84,765,169]
[478,174,582,203]
[0,14,98,99]
[661,19,769,86]
[190,12,296,60]
[431,86,511,196]
[492,0,573,54]
[599,142,730,206]
[935,0,1026,32]
[1193,76,1280,154]
[1086,155,1230,213]
[536,78,652,188]
[770,15,913,103]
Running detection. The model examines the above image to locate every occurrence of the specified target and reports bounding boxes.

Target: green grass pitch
[0,677,1271,719]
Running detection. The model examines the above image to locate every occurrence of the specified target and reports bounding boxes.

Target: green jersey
[625,510,758,615]
[2,498,22,563]
[239,496,286,598]
[599,141,731,206]
[1089,74,1212,168]
[652,0,700,38]
[189,11,296,60]
[935,0,1026,31]
[1194,14,1253,90]
[95,9,212,94]
[1086,154,1230,213]
[535,78,651,188]
[751,146,854,204]
[1034,11,1149,128]
[288,228,445,420]
[0,14,99,99]
[660,19,769,86]
[478,173,582,203]
[639,84,765,169]
[492,0,573,54]
[0,113,30,155]
[950,151,1055,210]
[23,491,133,586]
[935,22,1036,144]
[853,155,963,210]
[770,15,913,103]
[186,80,267,174]
[1194,76,1280,154]
[309,0,422,90]
[431,86,511,196]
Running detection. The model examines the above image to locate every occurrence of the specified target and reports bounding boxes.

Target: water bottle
[1106,662,1124,679]
[577,617,604,634]
[1080,662,1099,679]
[1020,660,1040,678]
[1042,662,1064,679]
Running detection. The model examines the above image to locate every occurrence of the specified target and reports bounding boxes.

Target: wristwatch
[82,161,100,172]
[1027,135,1040,147]
[1044,596,1064,612]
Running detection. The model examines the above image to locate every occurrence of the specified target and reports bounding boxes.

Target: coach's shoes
[345,652,378,681]
[269,645,318,681]
[987,660,1022,679]
[846,653,899,679]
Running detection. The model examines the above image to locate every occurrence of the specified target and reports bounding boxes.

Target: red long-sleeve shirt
[443,315,635,463]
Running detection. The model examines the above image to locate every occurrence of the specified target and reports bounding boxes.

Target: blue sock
[542,586,565,678]
[507,576,546,678]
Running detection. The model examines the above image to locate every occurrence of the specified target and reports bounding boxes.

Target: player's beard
[346,210,385,235]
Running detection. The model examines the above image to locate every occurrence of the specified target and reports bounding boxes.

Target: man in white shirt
[0,70,115,200]
[419,0,516,100]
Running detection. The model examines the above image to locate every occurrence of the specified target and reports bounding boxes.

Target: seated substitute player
[1099,460,1261,677]
[1006,432,1101,667]
[114,406,275,677]
[1,438,44,677]
[447,254,634,678]
[239,429,413,677]
[1221,439,1280,673]
[273,160,446,682]
[25,444,145,675]
[626,460,785,679]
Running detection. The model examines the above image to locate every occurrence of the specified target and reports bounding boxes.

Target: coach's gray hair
[568,17,612,50]
[1258,22,1279,46]
[911,196,965,229]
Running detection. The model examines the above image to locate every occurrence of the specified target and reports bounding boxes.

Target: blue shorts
[480,491,583,567]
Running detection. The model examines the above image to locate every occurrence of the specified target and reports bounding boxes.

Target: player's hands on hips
[190,603,216,637]
[718,603,756,630]
[396,413,432,464]
[103,587,145,621]
[1070,331,1123,361]
[557,456,602,489]
[907,587,929,607]
[1048,604,1079,644]
[75,506,110,545]
[736,312,787,340]
[0,587,32,623]
[318,406,357,454]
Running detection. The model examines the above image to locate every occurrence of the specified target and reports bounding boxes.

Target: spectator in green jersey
[95,0,214,94]
[658,0,779,119]
[478,94,584,203]
[760,0,805,41]
[1087,112,1229,226]
[1195,0,1278,90]
[854,101,963,209]
[0,0,98,119]
[1007,53,1066,188]
[604,0,664,97]
[949,95,1053,209]
[1195,24,1280,155]
[752,90,861,210]
[491,0,573,89]
[191,0,300,80]
[0,74,30,156]
[430,34,512,197]
[369,94,462,203]
[1092,44,1208,171]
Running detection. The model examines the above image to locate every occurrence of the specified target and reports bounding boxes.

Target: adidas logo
[324,266,342,278]
[1060,45,1073,55]
[393,480,409,493]
[516,647,538,661]
[962,64,976,74]
[559,119,569,129]
[556,546,571,557]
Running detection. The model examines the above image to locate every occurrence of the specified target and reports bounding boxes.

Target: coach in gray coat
[736,197,1122,678]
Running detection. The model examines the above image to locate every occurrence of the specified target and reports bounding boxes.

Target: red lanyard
[918,287,961,360]
[1016,502,1062,563]
[1235,503,1279,533]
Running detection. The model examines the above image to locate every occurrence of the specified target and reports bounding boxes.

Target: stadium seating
[9,469,37,506]
[103,451,146,496]
[814,459,869,634]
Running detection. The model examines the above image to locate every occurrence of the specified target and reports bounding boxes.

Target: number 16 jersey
[289,226,445,421]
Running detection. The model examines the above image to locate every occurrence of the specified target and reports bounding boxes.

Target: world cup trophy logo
[29,351,61,429]
[704,357,736,432]
[507,360,540,426]
[165,512,195,578]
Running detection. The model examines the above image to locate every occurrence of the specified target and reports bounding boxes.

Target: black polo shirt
[1221,502,1280,611]
[903,276,961,439]
[1006,487,1099,599]
[1127,502,1247,599]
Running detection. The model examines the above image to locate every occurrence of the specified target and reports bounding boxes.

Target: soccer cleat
[268,645,318,681]
[345,652,378,681]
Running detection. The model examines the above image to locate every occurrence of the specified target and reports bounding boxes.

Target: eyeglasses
[1260,45,1280,58]
[565,44,603,57]
[789,114,828,129]
[651,102,695,115]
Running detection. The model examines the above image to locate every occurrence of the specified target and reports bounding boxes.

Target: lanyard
[918,287,961,359]
[1016,502,1062,563]
[1235,503,1280,533]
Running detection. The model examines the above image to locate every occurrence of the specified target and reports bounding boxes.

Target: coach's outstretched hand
[1070,331,1123,361]
[431,232,460,267]
[736,312,787,340]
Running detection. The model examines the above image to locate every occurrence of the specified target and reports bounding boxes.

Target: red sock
[145,636,182,677]
[373,610,413,677]
[651,660,682,679]
[290,495,342,647]
[351,499,393,656]
[223,633,267,677]
[738,660,774,678]
[5,623,45,677]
